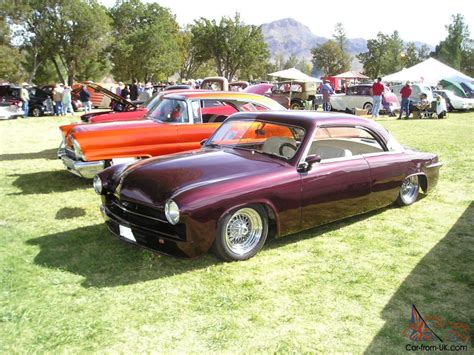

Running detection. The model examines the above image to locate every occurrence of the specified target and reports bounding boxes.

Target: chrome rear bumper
[58,151,105,179]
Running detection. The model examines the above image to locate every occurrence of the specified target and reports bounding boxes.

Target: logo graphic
[402,305,443,342]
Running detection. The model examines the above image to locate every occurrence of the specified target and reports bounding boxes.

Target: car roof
[226,111,390,140]
[162,91,285,109]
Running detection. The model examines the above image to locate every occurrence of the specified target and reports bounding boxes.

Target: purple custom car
[94,111,442,261]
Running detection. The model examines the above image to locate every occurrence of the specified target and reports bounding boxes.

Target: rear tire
[212,205,268,261]
[396,176,419,206]
[290,101,304,110]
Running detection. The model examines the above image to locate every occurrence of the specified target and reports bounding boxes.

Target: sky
[98,0,473,45]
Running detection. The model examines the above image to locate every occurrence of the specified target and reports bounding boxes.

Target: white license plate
[119,225,136,242]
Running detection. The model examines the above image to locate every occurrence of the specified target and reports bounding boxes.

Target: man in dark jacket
[79,85,92,113]
[130,79,138,101]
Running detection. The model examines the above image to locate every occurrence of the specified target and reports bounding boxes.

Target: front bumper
[100,203,199,258]
[58,147,105,179]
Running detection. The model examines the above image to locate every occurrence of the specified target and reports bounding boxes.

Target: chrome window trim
[297,124,396,168]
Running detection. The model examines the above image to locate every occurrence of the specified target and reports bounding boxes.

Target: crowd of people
[51,84,92,116]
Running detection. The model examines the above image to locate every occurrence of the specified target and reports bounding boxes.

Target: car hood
[71,119,157,135]
[89,109,147,123]
[117,149,285,206]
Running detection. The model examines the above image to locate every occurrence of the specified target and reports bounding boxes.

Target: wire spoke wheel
[224,208,263,256]
[399,175,419,205]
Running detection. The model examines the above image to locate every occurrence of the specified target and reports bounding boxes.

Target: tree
[109,0,181,83]
[333,23,347,51]
[273,53,286,71]
[190,13,269,81]
[311,40,351,76]
[284,54,299,69]
[5,0,112,85]
[432,14,470,70]
[177,27,217,81]
[295,58,312,75]
[401,43,430,68]
[0,16,26,83]
[357,31,404,78]
[460,38,474,77]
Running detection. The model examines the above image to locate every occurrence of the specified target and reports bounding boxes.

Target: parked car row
[52,88,442,261]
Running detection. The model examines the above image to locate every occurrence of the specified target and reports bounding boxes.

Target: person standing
[20,83,30,119]
[121,84,130,100]
[62,86,74,116]
[129,79,138,101]
[79,85,92,114]
[321,80,334,112]
[371,77,384,118]
[399,81,412,119]
[52,84,64,116]
[138,82,153,101]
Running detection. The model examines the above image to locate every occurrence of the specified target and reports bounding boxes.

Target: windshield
[205,118,305,160]
[147,98,189,123]
[143,93,160,109]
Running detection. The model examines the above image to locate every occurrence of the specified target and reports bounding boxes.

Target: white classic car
[434,90,474,111]
[330,84,400,115]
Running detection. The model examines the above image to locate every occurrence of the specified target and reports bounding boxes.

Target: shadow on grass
[364,202,474,353]
[27,224,219,288]
[0,148,58,161]
[10,170,91,195]
[55,207,86,220]
[27,205,395,288]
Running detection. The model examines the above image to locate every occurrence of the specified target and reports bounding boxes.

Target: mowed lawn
[0,112,472,353]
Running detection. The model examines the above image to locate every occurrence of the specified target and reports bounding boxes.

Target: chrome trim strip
[111,200,167,223]
[426,162,443,168]
[102,206,178,239]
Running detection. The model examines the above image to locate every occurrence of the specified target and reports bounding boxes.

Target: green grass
[0,113,473,353]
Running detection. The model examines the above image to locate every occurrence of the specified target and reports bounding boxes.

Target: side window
[310,126,385,160]
[201,100,238,123]
[358,86,370,96]
[346,86,357,95]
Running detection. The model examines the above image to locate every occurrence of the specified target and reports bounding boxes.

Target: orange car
[58,91,286,178]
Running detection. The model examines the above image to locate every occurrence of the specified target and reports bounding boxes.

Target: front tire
[31,107,43,117]
[396,176,419,206]
[213,205,268,261]
[363,102,373,115]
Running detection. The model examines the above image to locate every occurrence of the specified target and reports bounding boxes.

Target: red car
[58,91,286,178]
[94,111,442,261]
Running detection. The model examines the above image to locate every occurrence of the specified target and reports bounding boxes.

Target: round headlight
[164,199,180,225]
[93,175,103,195]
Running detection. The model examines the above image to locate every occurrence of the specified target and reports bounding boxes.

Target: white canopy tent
[333,71,369,79]
[268,68,321,82]
[382,58,473,86]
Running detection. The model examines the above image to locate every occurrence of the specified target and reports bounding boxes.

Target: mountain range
[260,18,433,71]
[260,18,368,60]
